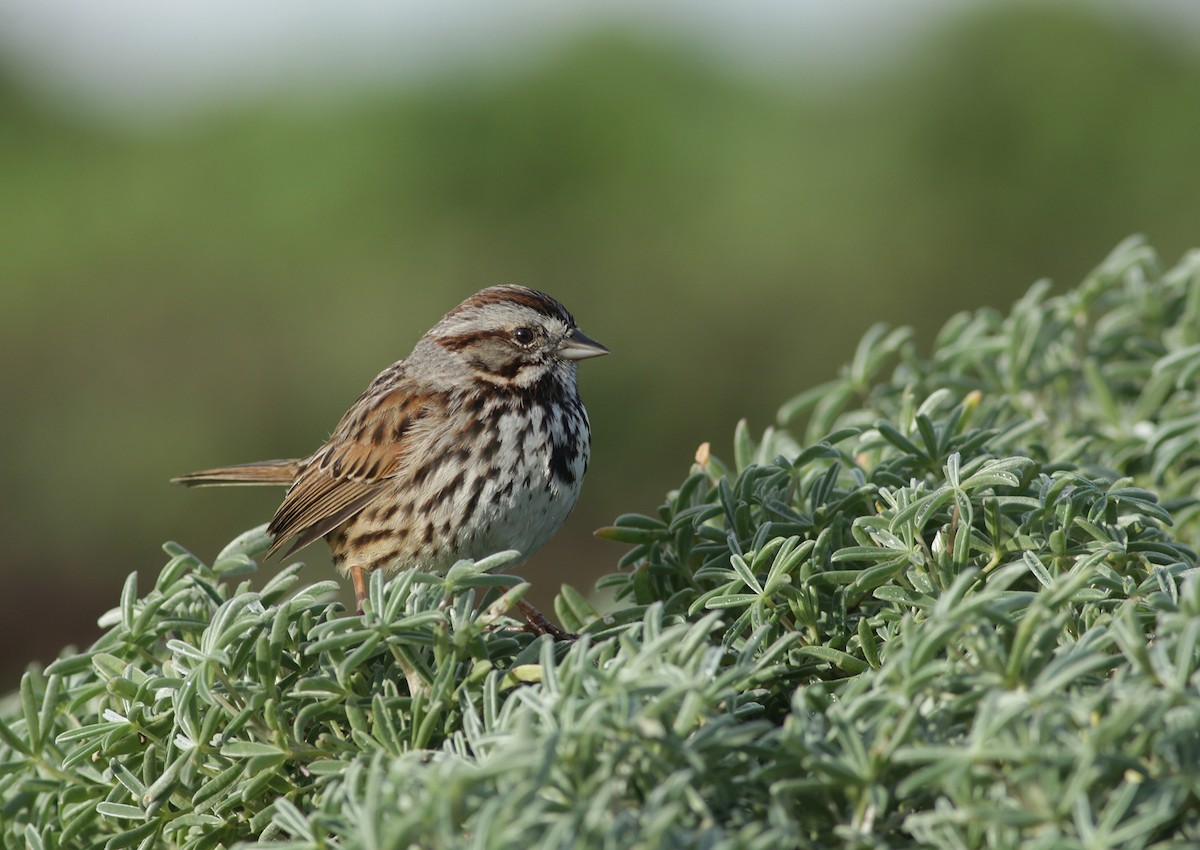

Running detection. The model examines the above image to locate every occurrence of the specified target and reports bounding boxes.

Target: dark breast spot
[410,453,439,488]
[366,546,405,572]
[549,440,578,487]
[462,476,485,520]
[479,435,501,464]
[348,528,396,550]
[423,469,466,513]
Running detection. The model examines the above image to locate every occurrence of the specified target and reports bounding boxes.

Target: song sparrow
[173,285,608,638]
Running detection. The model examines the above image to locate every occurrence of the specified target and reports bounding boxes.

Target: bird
[173,285,608,638]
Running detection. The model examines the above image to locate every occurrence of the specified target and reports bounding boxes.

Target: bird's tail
[171,459,301,487]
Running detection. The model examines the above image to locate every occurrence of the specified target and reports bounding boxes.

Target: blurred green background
[2,2,1198,685]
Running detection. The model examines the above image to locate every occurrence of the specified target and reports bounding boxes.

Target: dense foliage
[3,238,1199,848]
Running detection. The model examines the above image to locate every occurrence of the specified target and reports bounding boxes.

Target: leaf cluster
[3,238,1200,848]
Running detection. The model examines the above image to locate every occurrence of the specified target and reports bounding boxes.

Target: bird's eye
[512,327,535,345]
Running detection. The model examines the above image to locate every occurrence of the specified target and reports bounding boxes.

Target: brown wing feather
[171,459,301,487]
[269,483,382,558]
[265,387,428,558]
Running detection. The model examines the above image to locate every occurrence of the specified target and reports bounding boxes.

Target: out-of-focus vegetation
[1,4,1199,683]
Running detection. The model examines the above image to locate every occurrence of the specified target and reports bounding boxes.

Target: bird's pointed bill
[558,329,610,360]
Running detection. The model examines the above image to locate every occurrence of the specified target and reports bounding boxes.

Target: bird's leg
[516,599,578,641]
[351,565,367,614]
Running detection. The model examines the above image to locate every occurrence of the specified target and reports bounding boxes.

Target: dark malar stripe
[472,356,527,380]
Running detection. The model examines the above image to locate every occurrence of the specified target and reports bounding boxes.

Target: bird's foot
[516,599,578,641]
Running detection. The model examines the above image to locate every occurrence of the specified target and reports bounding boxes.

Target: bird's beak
[557,328,610,361]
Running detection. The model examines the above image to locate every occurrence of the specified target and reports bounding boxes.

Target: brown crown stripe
[455,286,575,325]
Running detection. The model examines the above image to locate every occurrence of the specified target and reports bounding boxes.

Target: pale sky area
[0,0,1198,123]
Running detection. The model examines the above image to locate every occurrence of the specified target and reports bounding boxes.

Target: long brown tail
[171,459,302,487]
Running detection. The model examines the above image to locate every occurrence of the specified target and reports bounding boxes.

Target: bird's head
[421,285,609,388]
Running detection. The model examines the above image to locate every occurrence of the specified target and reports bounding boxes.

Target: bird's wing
[266,388,431,558]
